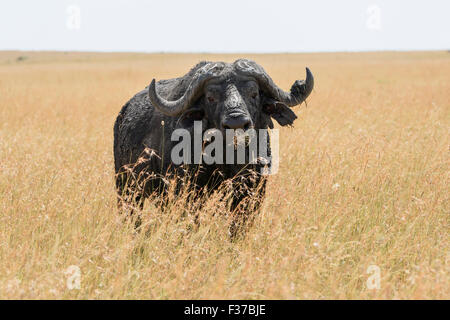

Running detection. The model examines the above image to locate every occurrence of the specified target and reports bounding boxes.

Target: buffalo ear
[177,108,205,128]
[263,101,298,127]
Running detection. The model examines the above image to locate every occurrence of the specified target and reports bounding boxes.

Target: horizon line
[1,49,449,55]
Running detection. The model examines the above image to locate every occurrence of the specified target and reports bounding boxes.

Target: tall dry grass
[0,51,448,299]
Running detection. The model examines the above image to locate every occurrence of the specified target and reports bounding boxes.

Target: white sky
[1,0,449,52]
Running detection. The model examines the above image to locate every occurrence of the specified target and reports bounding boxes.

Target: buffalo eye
[251,92,258,99]
[207,96,215,103]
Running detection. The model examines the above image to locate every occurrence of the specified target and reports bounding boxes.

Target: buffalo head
[148,59,314,133]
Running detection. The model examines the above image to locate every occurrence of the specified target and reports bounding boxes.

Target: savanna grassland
[0,51,448,299]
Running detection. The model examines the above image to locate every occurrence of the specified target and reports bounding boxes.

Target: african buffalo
[113,59,313,232]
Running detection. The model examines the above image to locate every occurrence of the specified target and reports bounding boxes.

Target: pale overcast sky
[0,0,449,52]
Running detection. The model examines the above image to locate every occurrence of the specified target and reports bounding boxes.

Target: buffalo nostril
[222,116,252,130]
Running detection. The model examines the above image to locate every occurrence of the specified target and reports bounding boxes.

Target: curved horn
[148,79,181,117]
[234,60,314,107]
[148,62,225,116]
